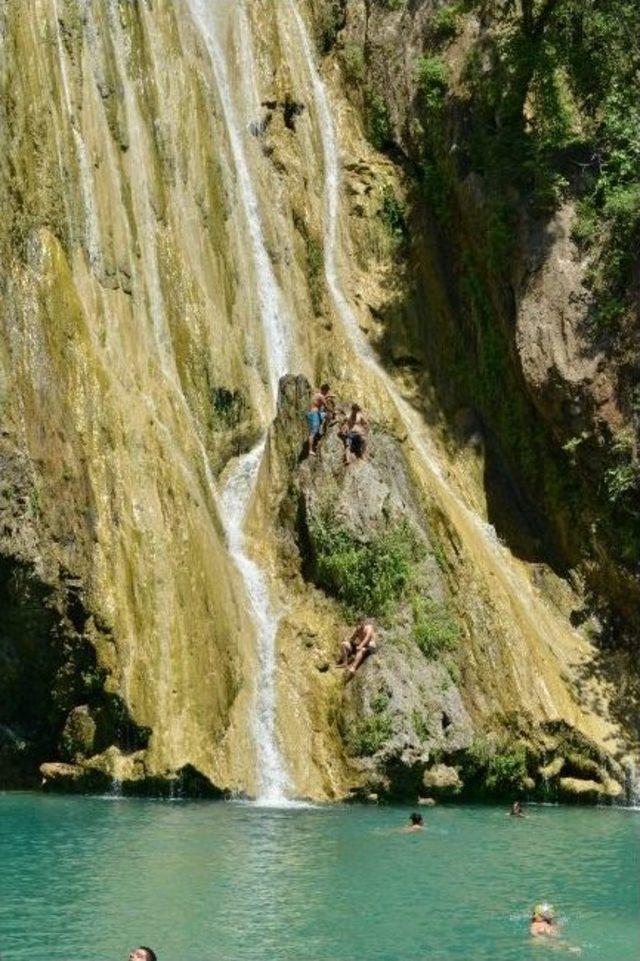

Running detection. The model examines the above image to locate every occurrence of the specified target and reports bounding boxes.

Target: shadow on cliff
[0,554,149,789]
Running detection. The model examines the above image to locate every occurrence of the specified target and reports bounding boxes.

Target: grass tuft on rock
[309,510,425,620]
[412,597,460,658]
[346,712,394,756]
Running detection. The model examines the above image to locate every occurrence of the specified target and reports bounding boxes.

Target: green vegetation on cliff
[309,508,425,620]
[327,0,639,638]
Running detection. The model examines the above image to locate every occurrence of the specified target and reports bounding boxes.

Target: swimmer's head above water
[532,903,555,923]
[129,948,157,961]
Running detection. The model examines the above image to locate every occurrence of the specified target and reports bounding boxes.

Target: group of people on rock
[306,383,369,464]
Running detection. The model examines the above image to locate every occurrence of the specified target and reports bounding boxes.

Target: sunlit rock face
[0,0,636,799]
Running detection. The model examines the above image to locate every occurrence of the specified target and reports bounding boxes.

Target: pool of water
[0,795,637,961]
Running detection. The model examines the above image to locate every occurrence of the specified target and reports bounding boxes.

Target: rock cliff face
[266,375,626,801]
[0,0,637,799]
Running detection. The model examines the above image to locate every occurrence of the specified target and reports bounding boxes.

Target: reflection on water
[0,796,638,961]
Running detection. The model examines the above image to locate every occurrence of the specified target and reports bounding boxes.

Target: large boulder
[61,705,96,760]
[40,761,110,793]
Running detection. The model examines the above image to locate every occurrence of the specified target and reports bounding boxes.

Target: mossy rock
[61,705,96,760]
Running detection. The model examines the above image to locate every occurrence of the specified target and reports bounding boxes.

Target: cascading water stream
[220,442,289,802]
[186,0,292,803]
[289,2,609,725]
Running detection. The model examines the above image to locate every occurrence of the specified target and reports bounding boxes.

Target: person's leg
[307,412,320,456]
[348,644,369,674]
[344,434,354,465]
[338,640,352,666]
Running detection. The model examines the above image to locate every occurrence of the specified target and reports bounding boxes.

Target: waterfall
[186,0,292,803]
[221,443,289,802]
[187,0,289,401]
[290,2,595,721]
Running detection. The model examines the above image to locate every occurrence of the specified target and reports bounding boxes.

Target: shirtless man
[307,384,335,456]
[314,383,335,424]
[338,619,376,676]
[402,812,424,833]
[339,404,369,464]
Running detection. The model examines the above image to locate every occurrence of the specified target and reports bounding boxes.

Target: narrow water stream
[185,0,293,802]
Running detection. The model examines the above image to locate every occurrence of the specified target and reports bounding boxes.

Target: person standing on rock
[314,383,336,432]
[306,399,323,457]
[306,383,335,456]
[338,619,376,676]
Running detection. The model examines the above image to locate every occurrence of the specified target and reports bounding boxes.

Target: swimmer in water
[510,800,526,817]
[529,905,582,953]
[530,903,557,937]
[402,812,424,832]
[128,949,157,961]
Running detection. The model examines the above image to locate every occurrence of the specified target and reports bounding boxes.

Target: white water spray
[187,0,289,400]
[221,444,290,802]
[186,0,292,803]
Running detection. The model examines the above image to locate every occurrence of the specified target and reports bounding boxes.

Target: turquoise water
[0,795,638,961]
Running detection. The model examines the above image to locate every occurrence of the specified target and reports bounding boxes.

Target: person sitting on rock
[338,619,376,676]
[530,904,557,937]
[339,403,369,464]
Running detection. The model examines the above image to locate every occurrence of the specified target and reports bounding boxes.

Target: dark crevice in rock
[0,554,149,789]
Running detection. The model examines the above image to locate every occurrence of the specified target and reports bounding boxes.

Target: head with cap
[532,903,555,923]
[410,812,423,826]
